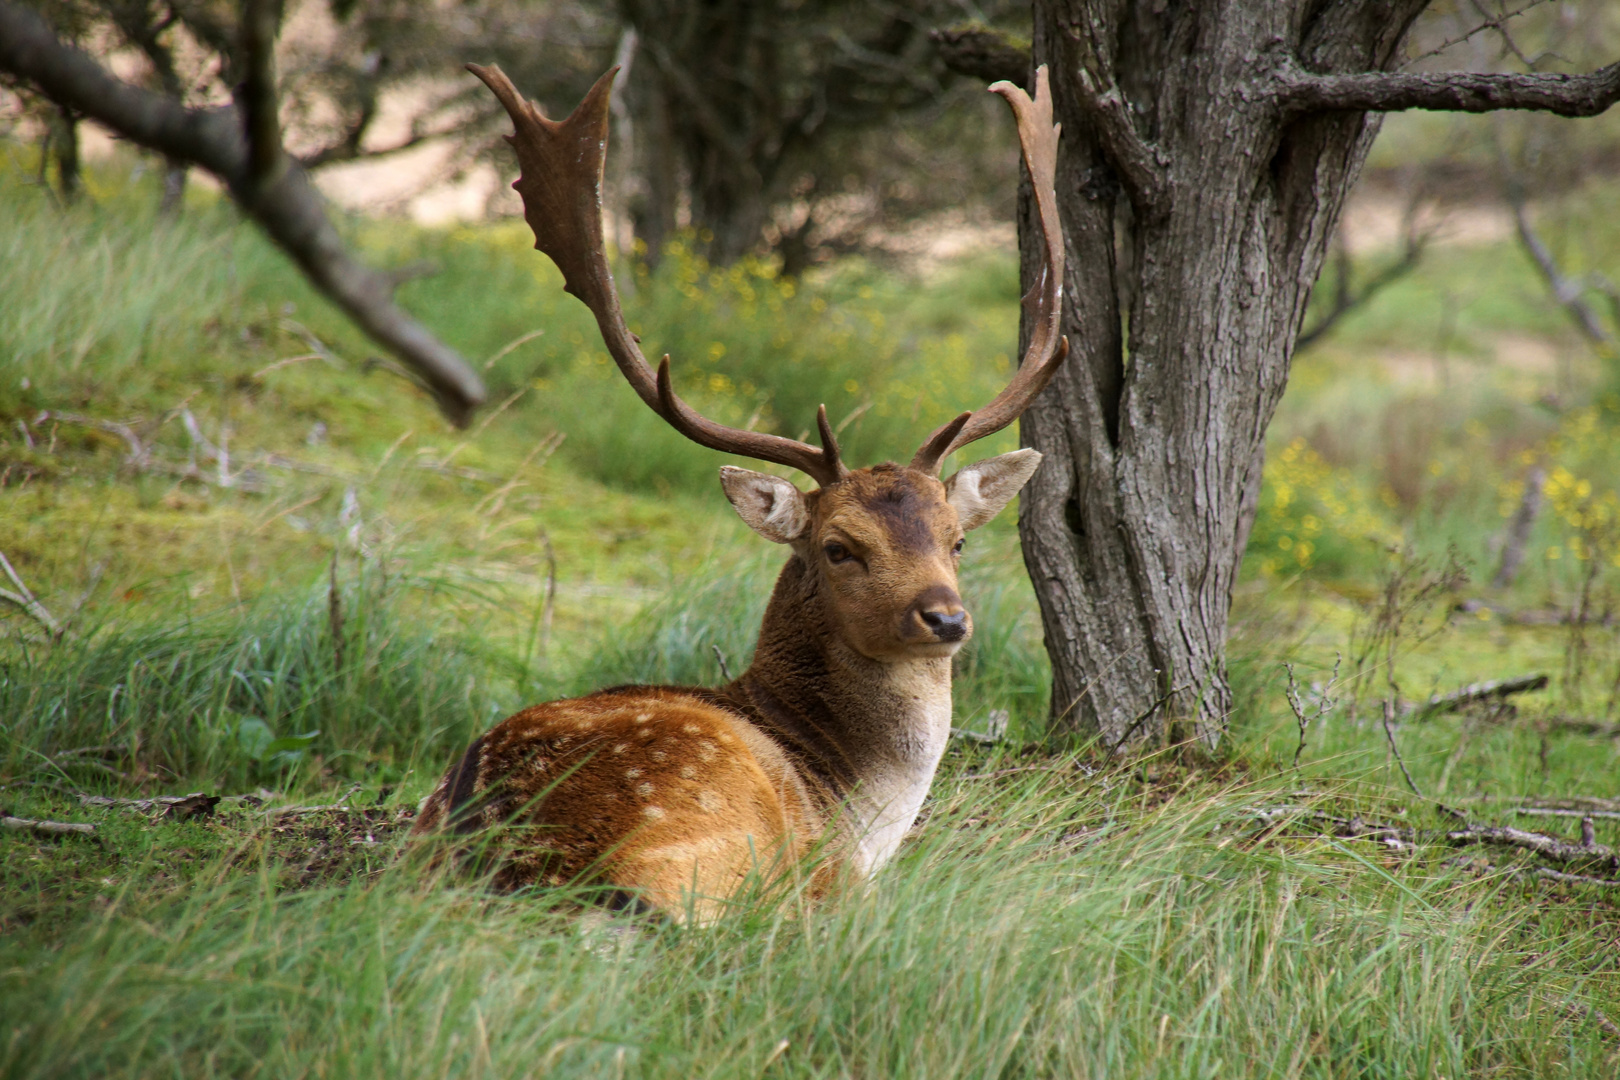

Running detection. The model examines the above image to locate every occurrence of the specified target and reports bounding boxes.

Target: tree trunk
[49,102,80,202]
[1019,2,1425,751]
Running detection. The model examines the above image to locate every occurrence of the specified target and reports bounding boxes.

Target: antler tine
[656,359,847,487]
[911,65,1070,476]
[469,62,847,488]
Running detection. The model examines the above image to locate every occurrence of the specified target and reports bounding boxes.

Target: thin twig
[1382,698,1425,798]
[1108,680,1190,755]
[1401,0,1556,68]
[1285,654,1341,768]
[711,644,733,683]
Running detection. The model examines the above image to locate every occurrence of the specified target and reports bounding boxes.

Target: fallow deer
[411,63,1068,921]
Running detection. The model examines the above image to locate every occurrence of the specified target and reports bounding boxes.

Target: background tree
[614,0,980,268]
[976,2,1620,750]
[0,0,489,422]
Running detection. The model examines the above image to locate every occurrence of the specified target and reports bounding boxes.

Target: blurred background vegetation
[3,3,1620,1075]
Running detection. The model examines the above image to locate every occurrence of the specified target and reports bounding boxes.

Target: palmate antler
[910,67,1069,476]
[468,62,1067,487]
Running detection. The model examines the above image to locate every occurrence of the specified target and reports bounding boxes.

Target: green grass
[3,770,1618,1079]
[3,148,1620,1077]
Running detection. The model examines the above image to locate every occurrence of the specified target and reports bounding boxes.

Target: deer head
[464,64,1067,657]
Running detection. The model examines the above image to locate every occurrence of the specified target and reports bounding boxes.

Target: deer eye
[952,538,965,556]
[824,542,853,564]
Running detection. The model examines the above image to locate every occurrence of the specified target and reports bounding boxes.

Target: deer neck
[728,555,953,876]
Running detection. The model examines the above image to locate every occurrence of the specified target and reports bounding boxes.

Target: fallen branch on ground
[3,814,96,837]
[1529,866,1620,889]
[1454,794,1620,812]
[1515,807,1620,821]
[1406,673,1549,720]
[79,792,221,819]
[1246,805,1620,880]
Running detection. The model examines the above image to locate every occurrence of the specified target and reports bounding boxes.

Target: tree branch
[1278,59,1620,117]
[1297,228,1429,349]
[930,24,1029,89]
[1064,9,1169,217]
[0,1,486,424]
[1504,179,1617,349]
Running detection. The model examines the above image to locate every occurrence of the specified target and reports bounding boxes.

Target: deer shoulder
[411,62,1069,923]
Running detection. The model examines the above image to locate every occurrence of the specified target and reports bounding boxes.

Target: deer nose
[911,584,969,643]
[920,607,969,642]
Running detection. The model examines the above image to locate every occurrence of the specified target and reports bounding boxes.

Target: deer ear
[945,449,1043,531]
[720,466,810,543]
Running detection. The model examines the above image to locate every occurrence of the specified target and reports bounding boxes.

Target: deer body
[413,63,1069,920]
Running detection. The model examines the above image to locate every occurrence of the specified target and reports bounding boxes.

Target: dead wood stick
[3,815,96,837]
[1445,823,1616,871]
[1453,795,1620,812]
[1247,806,1618,871]
[79,792,220,818]
[0,550,62,636]
[1528,867,1620,889]
[1515,807,1620,821]
[1406,674,1550,720]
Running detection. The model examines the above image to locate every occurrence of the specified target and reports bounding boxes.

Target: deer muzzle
[907,584,970,645]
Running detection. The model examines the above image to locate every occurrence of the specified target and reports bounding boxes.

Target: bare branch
[1249,805,1619,875]
[298,130,434,169]
[1503,182,1617,349]
[1284,654,1341,768]
[0,551,61,637]
[1277,59,1620,117]
[1298,225,1430,350]
[80,792,220,819]
[1382,698,1426,798]
[1402,0,1557,69]
[1516,807,1620,821]
[34,410,147,466]
[0,1,486,424]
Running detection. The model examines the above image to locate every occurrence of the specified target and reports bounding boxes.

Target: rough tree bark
[1001,2,1620,752]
